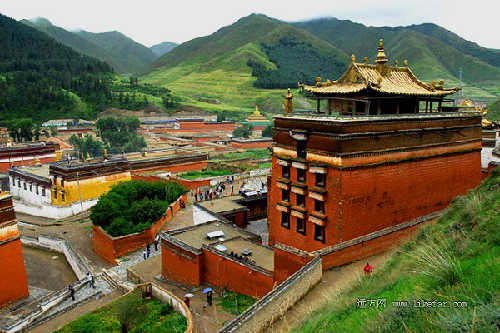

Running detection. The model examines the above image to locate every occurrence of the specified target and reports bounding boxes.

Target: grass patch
[293,171,500,333]
[211,149,271,161]
[179,169,233,180]
[217,290,256,315]
[55,290,187,333]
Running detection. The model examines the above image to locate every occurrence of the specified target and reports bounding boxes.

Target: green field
[293,171,500,332]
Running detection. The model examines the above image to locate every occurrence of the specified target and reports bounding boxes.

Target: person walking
[363,262,373,276]
[68,285,75,301]
[143,249,147,260]
[206,290,212,306]
[154,235,159,251]
[87,272,94,288]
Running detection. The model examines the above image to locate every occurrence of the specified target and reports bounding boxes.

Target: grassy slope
[293,18,500,101]
[142,14,349,114]
[293,172,500,332]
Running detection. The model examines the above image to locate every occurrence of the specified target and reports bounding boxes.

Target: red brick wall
[93,194,188,264]
[269,152,481,252]
[169,176,211,190]
[339,152,481,242]
[0,238,29,307]
[273,247,312,284]
[321,221,424,269]
[202,249,274,298]
[231,141,271,149]
[161,242,202,286]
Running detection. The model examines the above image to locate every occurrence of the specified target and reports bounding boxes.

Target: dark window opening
[297,168,306,183]
[296,194,305,207]
[315,173,326,187]
[281,212,290,229]
[314,200,325,214]
[282,165,290,179]
[282,189,290,202]
[297,218,306,235]
[314,224,325,243]
[297,140,307,159]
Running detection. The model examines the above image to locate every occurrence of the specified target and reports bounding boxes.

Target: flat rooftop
[14,164,50,179]
[169,221,256,250]
[196,196,247,214]
[213,237,274,271]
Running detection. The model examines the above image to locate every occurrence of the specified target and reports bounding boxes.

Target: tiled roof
[303,40,459,97]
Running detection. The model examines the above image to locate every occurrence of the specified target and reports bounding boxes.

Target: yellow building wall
[51,172,131,206]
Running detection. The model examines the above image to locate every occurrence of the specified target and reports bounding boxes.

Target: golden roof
[303,40,459,97]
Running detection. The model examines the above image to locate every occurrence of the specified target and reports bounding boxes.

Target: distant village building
[0,192,29,307]
[269,40,483,281]
[9,150,207,218]
[0,141,62,174]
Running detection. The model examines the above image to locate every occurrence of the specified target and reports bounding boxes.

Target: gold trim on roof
[303,40,459,97]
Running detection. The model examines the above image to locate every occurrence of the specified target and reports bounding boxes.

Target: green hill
[292,18,500,101]
[293,171,500,332]
[142,14,349,113]
[75,30,157,76]
[150,41,178,57]
[21,17,131,74]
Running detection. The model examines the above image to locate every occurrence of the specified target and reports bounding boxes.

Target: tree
[115,291,146,333]
[262,124,273,137]
[233,124,253,139]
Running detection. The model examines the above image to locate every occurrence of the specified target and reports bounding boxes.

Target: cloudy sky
[2,0,498,49]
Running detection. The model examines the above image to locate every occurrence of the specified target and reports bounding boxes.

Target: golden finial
[34,156,41,166]
[351,54,356,63]
[404,60,408,67]
[284,88,293,114]
[395,60,398,67]
[316,76,322,87]
[376,39,388,65]
[104,148,108,158]
[253,105,261,116]
[86,152,91,162]
[438,80,444,88]
[431,81,436,89]
[364,57,368,64]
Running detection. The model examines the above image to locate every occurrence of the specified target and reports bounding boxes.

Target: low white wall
[21,235,90,280]
[9,176,51,206]
[13,198,98,219]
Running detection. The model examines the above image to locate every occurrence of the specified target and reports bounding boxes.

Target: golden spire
[253,105,261,116]
[86,152,91,162]
[351,54,356,63]
[104,148,108,158]
[284,88,293,114]
[375,39,388,65]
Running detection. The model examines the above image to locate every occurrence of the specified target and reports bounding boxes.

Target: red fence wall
[202,249,274,298]
[161,242,203,286]
[93,194,188,265]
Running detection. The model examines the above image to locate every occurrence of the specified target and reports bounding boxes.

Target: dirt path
[266,251,394,333]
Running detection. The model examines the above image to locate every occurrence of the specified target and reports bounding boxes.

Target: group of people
[67,272,95,301]
[143,235,160,260]
[183,290,212,309]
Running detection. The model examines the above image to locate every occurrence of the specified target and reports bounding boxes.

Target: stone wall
[219,256,322,333]
[92,193,187,265]
[148,283,193,332]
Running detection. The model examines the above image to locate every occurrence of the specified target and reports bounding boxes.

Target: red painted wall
[273,247,312,284]
[231,141,272,149]
[269,151,482,252]
[161,242,203,286]
[0,238,29,307]
[93,194,187,264]
[202,249,274,298]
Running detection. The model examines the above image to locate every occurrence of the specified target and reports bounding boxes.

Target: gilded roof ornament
[375,39,388,65]
[404,60,408,67]
[364,57,368,65]
[316,77,322,87]
[438,80,444,88]
[394,60,398,67]
[351,54,356,63]
[284,88,293,114]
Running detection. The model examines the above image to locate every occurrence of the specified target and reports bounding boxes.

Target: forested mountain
[144,14,349,89]
[0,13,178,122]
[292,18,500,98]
[75,30,157,75]
[150,41,178,57]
